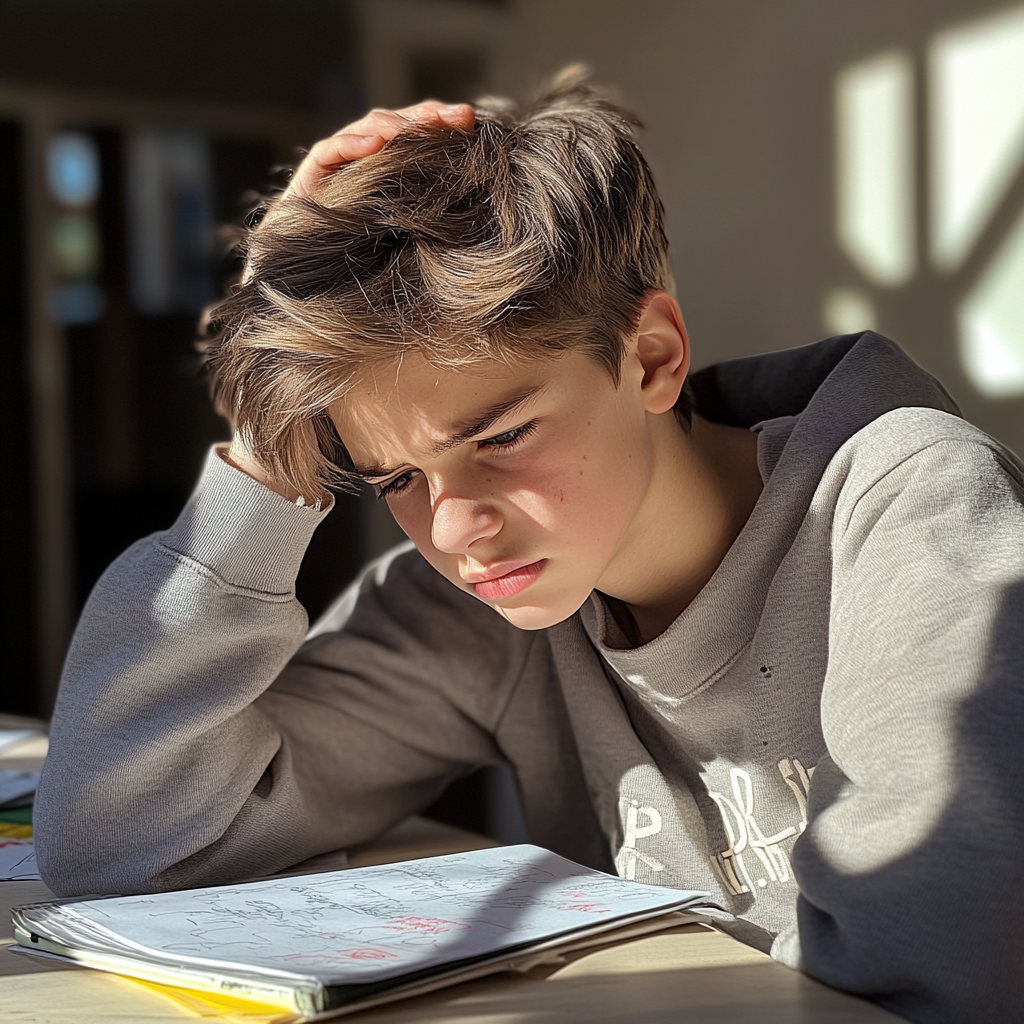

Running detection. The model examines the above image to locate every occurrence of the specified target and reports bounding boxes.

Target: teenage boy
[35,72,1023,1024]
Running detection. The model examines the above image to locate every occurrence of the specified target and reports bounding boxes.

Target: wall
[493,0,1023,455]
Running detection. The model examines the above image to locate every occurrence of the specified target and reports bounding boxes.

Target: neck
[599,412,763,645]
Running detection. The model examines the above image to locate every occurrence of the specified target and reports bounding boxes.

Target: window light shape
[959,207,1024,397]
[822,287,877,336]
[836,51,916,287]
[929,5,1024,272]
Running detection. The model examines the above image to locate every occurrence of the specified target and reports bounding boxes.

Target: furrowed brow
[348,384,545,480]
[429,385,545,455]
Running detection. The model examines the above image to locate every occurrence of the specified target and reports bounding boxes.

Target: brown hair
[203,66,685,499]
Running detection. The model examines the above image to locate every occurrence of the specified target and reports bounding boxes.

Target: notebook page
[50,845,710,986]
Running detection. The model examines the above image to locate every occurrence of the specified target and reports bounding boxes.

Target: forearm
[34,449,329,895]
[34,449,519,897]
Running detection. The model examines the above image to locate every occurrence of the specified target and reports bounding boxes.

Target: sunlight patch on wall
[836,51,916,288]
[929,6,1024,273]
[959,208,1024,397]
[822,287,877,336]
[829,6,1024,399]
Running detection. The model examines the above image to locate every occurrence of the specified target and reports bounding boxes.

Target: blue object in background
[46,133,100,208]
[47,282,106,326]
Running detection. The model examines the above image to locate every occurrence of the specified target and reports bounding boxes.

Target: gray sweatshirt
[35,333,1024,1023]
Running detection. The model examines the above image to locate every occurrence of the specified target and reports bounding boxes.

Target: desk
[1,728,902,1023]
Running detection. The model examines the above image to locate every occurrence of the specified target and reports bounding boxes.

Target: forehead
[355,351,543,409]
[349,350,564,424]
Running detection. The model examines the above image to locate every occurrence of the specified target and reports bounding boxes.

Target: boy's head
[205,67,694,628]
[206,68,681,493]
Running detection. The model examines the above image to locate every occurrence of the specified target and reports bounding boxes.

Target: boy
[35,71,1024,1023]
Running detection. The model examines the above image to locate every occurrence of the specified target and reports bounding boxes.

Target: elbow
[32,799,160,897]
[33,829,137,898]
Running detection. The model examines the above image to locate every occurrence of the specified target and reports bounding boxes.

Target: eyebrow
[350,384,545,481]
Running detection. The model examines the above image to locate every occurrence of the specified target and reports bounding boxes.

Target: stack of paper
[12,845,717,1019]
[0,769,40,808]
[0,840,39,881]
[0,729,38,753]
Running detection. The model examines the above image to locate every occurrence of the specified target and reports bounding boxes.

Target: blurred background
[1,1,1022,839]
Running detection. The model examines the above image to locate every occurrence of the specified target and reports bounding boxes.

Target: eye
[479,421,537,451]
[374,470,418,500]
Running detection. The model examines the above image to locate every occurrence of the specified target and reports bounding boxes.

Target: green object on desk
[0,806,32,825]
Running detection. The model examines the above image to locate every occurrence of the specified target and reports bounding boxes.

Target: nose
[431,496,502,554]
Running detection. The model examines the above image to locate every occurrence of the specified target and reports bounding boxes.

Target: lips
[469,559,547,601]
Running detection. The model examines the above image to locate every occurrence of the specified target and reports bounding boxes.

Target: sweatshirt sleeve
[776,418,1024,1024]
[34,448,531,897]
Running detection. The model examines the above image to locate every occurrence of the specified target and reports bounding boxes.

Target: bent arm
[779,423,1024,1023]
[34,450,523,896]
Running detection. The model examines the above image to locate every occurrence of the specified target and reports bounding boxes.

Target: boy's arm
[34,104,484,898]
[776,413,1024,1024]
[33,449,530,897]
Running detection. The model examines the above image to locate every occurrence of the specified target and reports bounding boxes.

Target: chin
[487,593,591,631]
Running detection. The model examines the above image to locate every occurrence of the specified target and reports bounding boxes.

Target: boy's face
[330,346,663,630]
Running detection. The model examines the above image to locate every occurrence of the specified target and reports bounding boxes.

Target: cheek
[506,471,608,534]
[388,491,433,550]
[515,426,645,535]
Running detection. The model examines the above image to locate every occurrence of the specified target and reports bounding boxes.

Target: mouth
[467,559,548,601]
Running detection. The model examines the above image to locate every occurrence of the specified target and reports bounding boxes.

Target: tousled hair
[202,66,686,499]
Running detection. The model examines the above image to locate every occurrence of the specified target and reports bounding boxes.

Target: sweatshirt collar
[580,332,961,698]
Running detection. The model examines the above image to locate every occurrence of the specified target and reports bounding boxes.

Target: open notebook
[12,844,718,1020]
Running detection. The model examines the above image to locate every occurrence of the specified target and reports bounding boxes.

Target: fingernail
[439,104,465,116]
[360,135,378,143]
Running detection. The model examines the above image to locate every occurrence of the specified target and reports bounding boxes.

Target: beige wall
[492,0,1022,455]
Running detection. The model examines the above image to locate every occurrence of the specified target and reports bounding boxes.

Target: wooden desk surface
[0,818,903,1024]
[1,726,902,1023]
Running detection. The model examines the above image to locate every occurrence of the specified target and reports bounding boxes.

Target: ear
[633,291,690,415]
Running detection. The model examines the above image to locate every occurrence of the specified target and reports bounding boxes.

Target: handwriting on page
[0,840,41,881]
[61,845,697,985]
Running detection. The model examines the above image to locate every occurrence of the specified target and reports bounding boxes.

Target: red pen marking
[557,886,610,913]
[383,916,470,935]
[283,948,397,964]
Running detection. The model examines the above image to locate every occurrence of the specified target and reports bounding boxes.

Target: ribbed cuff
[161,446,333,594]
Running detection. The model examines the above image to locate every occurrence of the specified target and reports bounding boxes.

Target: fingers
[226,433,263,482]
[289,134,386,198]
[288,102,476,198]
[224,434,303,502]
[339,101,474,139]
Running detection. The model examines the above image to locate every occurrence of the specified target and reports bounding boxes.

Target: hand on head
[229,100,475,495]
[287,101,477,198]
